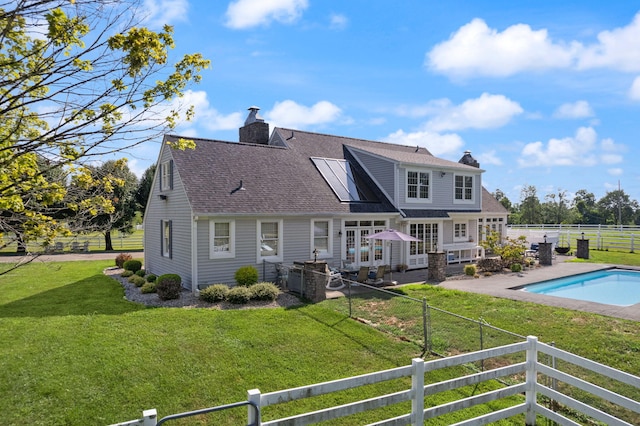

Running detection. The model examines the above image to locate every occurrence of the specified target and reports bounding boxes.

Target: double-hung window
[161,220,172,258]
[407,170,430,202]
[160,160,173,191]
[311,219,332,257]
[210,220,235,259]
[454,222,467,241]
[258,220,283,261]
[454,174,474,203]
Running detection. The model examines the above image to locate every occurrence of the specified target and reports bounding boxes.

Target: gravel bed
[103,267,303,310]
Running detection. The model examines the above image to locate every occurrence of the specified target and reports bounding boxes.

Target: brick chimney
[239,106,269,145]
[458,150,479,168]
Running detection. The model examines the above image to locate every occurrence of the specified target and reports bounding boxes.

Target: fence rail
[0,231,144,253]
[508,224,640,253]
[112,336,640,425]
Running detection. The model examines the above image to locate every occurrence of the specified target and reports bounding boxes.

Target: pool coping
[437,261,640,322]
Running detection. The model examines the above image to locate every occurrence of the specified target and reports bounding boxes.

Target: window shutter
[160,220,164,256]
[169,160,174,190]
[168,220,173,259]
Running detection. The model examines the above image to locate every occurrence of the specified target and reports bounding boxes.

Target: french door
[344,220,386,267]
[408,223,438,268]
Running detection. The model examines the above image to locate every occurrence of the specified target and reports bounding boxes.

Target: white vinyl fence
[508,224,640,253]
[111,336,640,426]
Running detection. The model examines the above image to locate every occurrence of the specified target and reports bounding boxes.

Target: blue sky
[127,0,640,205]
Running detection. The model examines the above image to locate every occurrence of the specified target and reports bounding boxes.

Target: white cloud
[385,130,464,157]
[225,0,308,29]
[578,13,640,72]
[428,12,640,78]
[602,154,623,164]
[477,150,503,166]
[329,13,348,30]
[265,100,341,128]
[629,76,640,100]
[425,93,523,132]
[427,18,577,77]
[171,90,243,132]
[518,127,599,167]
[601,137,625,152]
[553,100,594,119]
[608,168,624,176]
[142,0,189,28]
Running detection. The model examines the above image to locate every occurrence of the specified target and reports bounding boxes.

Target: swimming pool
[521,268,640,307]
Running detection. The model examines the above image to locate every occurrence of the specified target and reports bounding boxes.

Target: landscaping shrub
[146,274,157,283]
[226,286,252,304]
[121,270,134,278]
[234,265,259,287]
[123,259,142,273]
[199,284,229,303]
[156,274,182,300]
[140,282,157,294]
[135,269,146,277]
[249,282,280,301]
[463,264,476,276]
[477,257,504,272]
[511,263,523,273]
[115,253,133,268]
[128,275,146,287]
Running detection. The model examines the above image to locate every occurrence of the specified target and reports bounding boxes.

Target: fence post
[411,358,425,425]
[247,389,261,425]
[479,320,484,371]
[143,409,157,426]
[422,298,428,353]
[525,336,538,426]
[631,234,635,253]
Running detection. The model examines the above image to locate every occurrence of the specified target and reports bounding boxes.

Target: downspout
[191,215,198,294]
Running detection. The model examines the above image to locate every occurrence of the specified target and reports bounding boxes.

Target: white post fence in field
[110,336,640,426]
[508,224,640,253]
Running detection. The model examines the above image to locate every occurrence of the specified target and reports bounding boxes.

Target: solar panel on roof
[311,157,367,202]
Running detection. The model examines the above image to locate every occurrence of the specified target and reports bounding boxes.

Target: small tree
[480,227,527,267]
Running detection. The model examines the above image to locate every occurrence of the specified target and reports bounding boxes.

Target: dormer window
[406,170,430,202]
[454,174,474,203]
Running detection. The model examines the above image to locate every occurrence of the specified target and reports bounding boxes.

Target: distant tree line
[493,185,640,225]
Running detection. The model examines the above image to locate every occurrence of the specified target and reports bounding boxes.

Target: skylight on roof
[311,157,368,202]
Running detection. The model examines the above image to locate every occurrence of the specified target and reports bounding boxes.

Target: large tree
[597,189,638,225]
[0,0,208,256]
[66,159,138,250]
[519,185,542,224]
[135,164,155,218]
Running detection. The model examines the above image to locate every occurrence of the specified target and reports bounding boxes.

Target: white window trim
[162,220,171,258]
[160,160,171,191]
[453,222,468,242]
[453,173,475,204]
[209,219,235,259]
[405,169,432,204]
[257,219,284,263]
[310,219,333,258]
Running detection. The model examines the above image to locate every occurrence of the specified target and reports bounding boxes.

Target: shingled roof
[165,127,504,217]
[165,133,397,215]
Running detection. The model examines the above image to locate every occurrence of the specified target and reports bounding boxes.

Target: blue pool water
[522,268,640,307]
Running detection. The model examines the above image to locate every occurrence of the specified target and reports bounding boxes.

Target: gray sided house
[144,107,507,292]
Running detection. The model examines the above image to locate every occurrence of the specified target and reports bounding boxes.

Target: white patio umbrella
[365,229,420,283]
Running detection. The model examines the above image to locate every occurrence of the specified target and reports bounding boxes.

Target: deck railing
[110,336,640,425]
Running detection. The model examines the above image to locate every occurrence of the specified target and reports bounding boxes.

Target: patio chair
[354,266,369,283]
[326,267,345,290]
[367,265,386,286]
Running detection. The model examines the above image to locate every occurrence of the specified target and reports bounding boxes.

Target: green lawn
[1,260,526,425]
[1,254,638,425]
